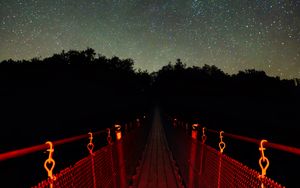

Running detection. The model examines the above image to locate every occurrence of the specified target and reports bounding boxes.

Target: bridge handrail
[0,130,108,162]
[206,128,300,156]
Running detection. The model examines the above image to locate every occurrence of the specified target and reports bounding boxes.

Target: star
[0,0,299,78]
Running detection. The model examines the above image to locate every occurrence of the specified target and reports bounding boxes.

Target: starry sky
[0,0,300,78]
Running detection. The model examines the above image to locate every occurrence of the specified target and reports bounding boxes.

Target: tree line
[0,48,298,127]
[1,48,298,97]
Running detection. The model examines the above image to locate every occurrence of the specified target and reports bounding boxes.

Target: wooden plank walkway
[135,111,181,188]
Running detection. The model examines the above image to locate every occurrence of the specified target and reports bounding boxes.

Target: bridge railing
[164,117,299,188]
[0,117,150,188]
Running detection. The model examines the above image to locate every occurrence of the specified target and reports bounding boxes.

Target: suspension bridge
[1,109,299,188]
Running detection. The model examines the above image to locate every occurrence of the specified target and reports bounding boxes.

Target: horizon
[1,48,300,80]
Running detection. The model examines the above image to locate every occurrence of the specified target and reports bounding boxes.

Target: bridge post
[199,127,206,186]
[173,118,177,128]
[115,124,128,188]
[191,125,198,140]
[136,118,140,128]
[188,124,199,188]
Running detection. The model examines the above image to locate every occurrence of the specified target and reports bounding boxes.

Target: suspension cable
[0,130,108,162]
[206,128,300,156]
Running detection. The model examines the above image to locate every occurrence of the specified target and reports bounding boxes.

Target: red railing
[0,118,149,188]
[1,114,298,188]
[168,117,300,187]
[206,128,300,156]
[0,130,107,162]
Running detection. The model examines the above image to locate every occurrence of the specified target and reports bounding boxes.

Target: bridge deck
[135,111,181,188]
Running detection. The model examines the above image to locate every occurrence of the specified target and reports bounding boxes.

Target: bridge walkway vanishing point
[133,110,182,188]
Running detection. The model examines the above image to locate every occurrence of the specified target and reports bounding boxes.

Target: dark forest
[0,48,299,187]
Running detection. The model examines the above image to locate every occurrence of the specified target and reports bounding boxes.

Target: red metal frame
[207,128,300,156]
[0,130,107,161]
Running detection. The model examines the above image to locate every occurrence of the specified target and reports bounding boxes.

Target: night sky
[1,0,299,78]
